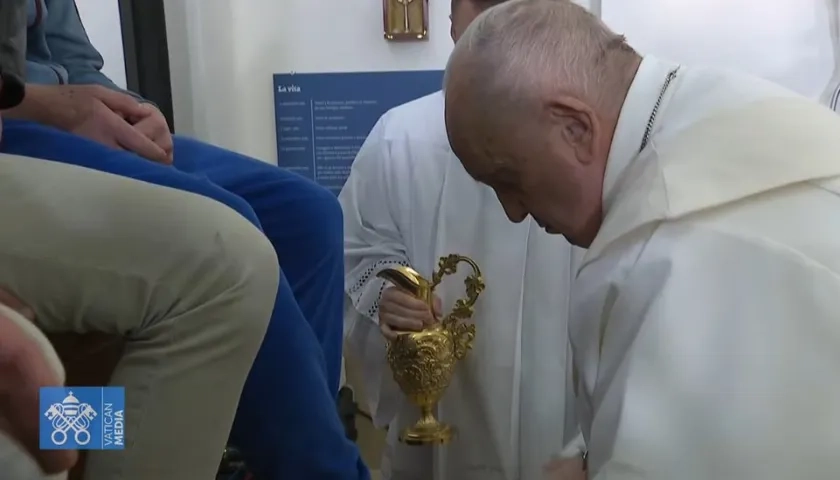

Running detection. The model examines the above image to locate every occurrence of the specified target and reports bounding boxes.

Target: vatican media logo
[44,391,97,446]
[39,387,125,450]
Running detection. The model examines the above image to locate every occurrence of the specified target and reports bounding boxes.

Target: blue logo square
[39,386,125,450]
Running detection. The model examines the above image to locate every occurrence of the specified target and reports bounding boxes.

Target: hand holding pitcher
[378,287,442,340]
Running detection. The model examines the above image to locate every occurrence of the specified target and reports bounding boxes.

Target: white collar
[601,55,680,213]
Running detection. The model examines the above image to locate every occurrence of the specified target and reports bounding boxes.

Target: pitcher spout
[376,266,433,303]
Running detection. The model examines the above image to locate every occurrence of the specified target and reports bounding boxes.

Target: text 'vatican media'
[102,402,124,448]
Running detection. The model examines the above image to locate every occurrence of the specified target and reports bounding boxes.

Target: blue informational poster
[273,70,444,194]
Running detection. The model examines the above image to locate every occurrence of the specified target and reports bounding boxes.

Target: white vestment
[341,92,583,480]
[572,55,840,479]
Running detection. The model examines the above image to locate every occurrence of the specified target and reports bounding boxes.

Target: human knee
[208,188,261,229]
[211,224,280,346]
[309,186,343,244]
[166,197,280,346]
[286,181,344,254]
[311,184,344,235]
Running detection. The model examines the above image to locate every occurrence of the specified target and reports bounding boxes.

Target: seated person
[2,1,369,479]
[0,149,279,480]
[0,4,279,478]
[0,3,70,477]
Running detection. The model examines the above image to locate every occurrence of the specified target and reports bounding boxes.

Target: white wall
[164,0,458,163]
[603,0,838,100]
[163,0,837,163]
[76,0,127,89]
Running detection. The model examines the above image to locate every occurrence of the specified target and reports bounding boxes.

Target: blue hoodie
[25,0,143,101]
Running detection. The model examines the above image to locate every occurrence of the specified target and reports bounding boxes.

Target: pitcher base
[399,422,456,445]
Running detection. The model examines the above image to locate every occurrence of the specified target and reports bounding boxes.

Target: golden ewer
[376,254,485,445]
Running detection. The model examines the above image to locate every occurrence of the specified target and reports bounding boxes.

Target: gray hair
[444,0,639,115]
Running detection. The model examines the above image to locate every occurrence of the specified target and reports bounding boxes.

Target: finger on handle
[430,295,443,322]
[378,309,424,331]
[382,286,432,312]
[379,323,397,341]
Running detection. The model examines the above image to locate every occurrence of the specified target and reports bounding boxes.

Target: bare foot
[543,455,587,480]
[0,300,77,474]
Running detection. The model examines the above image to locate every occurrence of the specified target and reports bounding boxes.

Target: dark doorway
[118,0,175,131]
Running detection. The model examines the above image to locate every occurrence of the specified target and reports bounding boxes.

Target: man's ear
[545,97,598,164]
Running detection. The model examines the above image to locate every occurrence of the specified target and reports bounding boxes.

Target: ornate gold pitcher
[376,254,485,445]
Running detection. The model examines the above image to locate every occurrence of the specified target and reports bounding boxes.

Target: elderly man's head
[444,0,641,247]
[450,0,509,42]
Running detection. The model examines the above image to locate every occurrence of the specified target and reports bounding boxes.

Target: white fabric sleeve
[340,117,413,428]
[340,117,411,323]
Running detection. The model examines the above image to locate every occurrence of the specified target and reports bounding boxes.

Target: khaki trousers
[0,153,279,479]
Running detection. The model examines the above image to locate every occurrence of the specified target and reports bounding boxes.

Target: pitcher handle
[428,254,485,326]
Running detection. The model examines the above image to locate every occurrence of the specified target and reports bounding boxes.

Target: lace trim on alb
[347,258,410,318]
